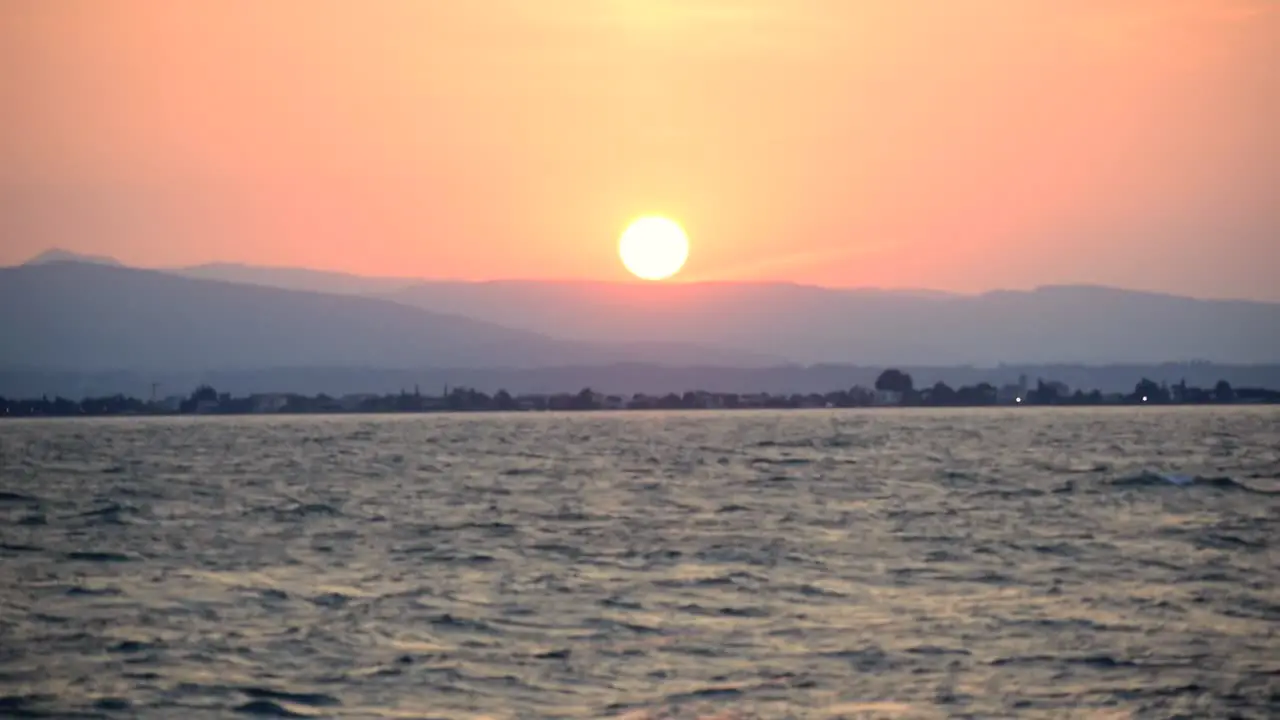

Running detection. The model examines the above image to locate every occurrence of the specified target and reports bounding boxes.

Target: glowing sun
[618,216,689,281]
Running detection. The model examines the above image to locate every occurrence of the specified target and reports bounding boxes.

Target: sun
[618,216,689,281]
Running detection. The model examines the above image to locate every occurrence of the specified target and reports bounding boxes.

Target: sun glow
[618,216,689,281]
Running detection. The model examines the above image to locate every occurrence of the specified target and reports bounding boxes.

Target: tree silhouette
[928,381,956,405]
[180,384,219,413]
[954,382,997,405]
[1131,378,1167,403]
[875,369,914,394]
[1214,380,1234,402]
[573,387,598,410]
[658,393,682,409]
[1030,379,1063,404]
[493,389,515,411]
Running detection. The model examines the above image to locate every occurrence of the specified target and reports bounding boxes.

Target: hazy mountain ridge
[23,248,124,267]
[383,279,1280,366]
[164,260,964,301]
[172,262,423,296]
[0,263,782,372]
[10,252,1279,369]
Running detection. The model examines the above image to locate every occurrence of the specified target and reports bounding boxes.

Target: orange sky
[3,1,1278,299]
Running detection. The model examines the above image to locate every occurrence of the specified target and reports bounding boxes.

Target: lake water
[1,408,1277,719]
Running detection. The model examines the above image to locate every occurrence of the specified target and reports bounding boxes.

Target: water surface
[1,408,1277,718]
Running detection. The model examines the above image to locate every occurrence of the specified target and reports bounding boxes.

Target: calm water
[1,408,1277,719]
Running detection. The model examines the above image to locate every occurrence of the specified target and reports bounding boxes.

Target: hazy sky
[3,1,1278,299]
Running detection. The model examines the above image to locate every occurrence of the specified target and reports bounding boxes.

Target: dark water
[1,408,1278,719]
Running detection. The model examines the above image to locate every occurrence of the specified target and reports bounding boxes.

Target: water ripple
[0,407,1277,717]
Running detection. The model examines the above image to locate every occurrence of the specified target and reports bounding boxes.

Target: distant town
[2,370,1277,417]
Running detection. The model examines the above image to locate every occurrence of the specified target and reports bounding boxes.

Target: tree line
[2,369,1276,417]
[871,369,1259,405]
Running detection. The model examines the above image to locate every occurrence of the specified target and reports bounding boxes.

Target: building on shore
[251,394,290,414]
[873,389,903,406]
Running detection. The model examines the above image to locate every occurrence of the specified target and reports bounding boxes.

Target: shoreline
[5,373,1276,418]
[3,399,1277,419]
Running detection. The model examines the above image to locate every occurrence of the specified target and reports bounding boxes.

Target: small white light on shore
[1142,396,1148,402]
[1015,397,1022,403]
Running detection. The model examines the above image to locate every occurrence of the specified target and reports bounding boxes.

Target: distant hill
[0,263,782,373]
[23,248,124,267]
[155,261,1280,365]
[383,280,1280,366]
[172,262,420,296]
[173,260,961,302]
[9,253,1278,367]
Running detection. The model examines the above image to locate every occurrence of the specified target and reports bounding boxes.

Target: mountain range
[167,255,1280,366]
[0,260,780,372]
[381,280,1280,365]
[4,249,1278,382]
